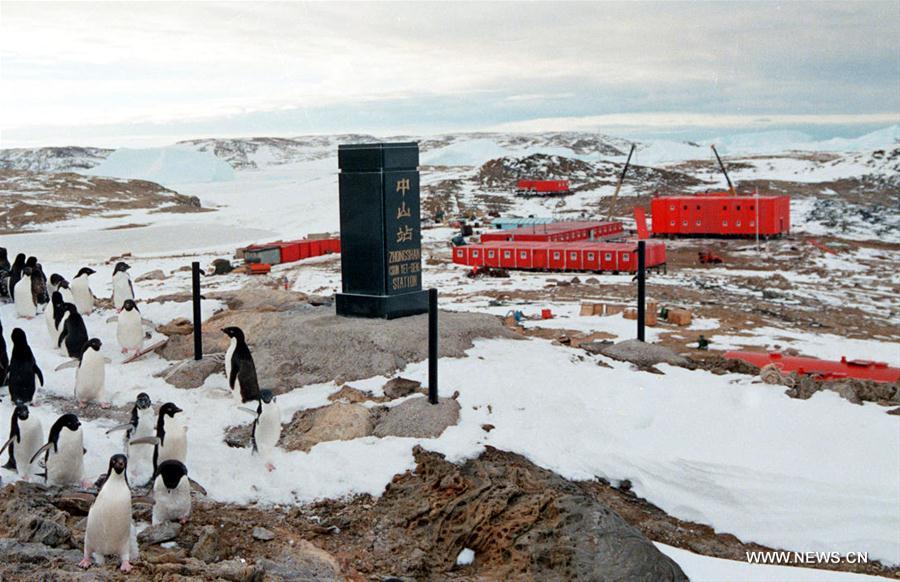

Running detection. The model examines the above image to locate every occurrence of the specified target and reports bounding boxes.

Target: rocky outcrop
[373,397,460,439]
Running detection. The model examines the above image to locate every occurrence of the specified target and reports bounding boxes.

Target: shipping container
[516,179,571,196]
[481,220,625,243]
[453,240,666,274]
[243,237,341,266]
[650,192,790,237]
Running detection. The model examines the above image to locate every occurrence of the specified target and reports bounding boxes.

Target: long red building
[480,220,625,243]
[453,240,666,273]
[650,192,790,237]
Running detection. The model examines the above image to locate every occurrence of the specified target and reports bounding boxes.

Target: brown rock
[191,525,222,563]
[281,403,373,452]
[383,377,421,399]
[158,317,194,336]
[135,269,166,282]
[327,385,371,404]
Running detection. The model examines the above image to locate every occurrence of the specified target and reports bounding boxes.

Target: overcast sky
[1,1,898,147]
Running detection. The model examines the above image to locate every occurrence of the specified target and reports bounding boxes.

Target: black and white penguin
[112,262,134,310]
[0,248,10,299]
[30,413,84,486]
[0,247,9,274]
[52,275,76,305]
[14,266,36,318]
[71,267,96,315]
[151,459,191,525]
[0,405,44,481]
[8,253,25,300]
[74,338,106,407]
[49,273,64,294]
[45,291,65,341]
[131,402,187,476]
[79,454,137,573]
[106,392,155,483]
[116,299,144,355]
[222,327,261,403]
[0,319,8,387]
[240,389,281,472]
[31,263,49,308]
[8,328,43,405]
[58,303,89,358]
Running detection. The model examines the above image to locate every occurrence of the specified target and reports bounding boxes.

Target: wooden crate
[667,308,692,326]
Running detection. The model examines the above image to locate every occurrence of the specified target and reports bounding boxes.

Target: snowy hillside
[0,146,112,173]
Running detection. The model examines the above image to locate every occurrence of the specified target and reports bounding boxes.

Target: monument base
[336,290,429,320]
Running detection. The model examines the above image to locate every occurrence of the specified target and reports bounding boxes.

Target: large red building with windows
[452,240,666,274]
[480,220,624,243]
[650,192,790,237]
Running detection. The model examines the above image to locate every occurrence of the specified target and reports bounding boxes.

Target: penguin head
[160,402,183,418]
[21,266,32,277]
[85,338,102,352]
[11,328,27,345]
[75,267,95,278]
[13,405,29,421]
[108,454,128,475]
[49,273,63,287]
[51,291,63,306]
[158,460,188,489]
[60,413,81,432]
[65,303,79,315]
[136,392,152,410]
[123,299,138,312]
[113,262,131,274]
[222,326,245,342]
[0,247,6,260]
[260,389,276,404]
[25,256,37,268]
[13,253,25,266]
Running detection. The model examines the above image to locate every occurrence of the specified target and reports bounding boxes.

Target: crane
[710,144,737,196]
[607,143,635,221]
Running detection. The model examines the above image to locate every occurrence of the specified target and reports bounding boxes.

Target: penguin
[106,393,154,483]
[79,454,137,573]
[57,277,76,305]
[9,253,25,300]
[30,413,84,486]
[74,338,106,407]
[222,327,261,403]
[45,291,65,341]
[0,247,9,274]
[112,262,135,310]
[70,267,96,315]
[0,405,44,481]
[31,262,49,308]
[151,460,192,525]
[8,328,43,405]
[14,266,36,318]
[0,247,10,299]
[245,389,281,472]
[0,319,8,387]
[131,402,187,476]
[116,299,144,355]
[49,273,65,294]
[58,303,89,358]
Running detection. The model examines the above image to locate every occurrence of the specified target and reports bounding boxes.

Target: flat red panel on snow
[724,351,900,383]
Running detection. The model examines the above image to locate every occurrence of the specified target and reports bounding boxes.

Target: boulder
[138,522,181,545]
[135,269,166,282]
[281,403,373,452]
[383,377,421,399]
[157,356,225,389]
[257,541,343,582]
[252,527,275,541]
[191,525,222,563]
[374,397,460,439]
[589,339,690,368]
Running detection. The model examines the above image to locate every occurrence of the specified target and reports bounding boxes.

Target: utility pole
[607,143,636,221]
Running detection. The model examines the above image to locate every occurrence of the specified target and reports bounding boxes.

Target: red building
[516,179,571,196]
[480,220,625,243]
[244,238,341,265]
[650,192,790,237]
[453,240,666,274]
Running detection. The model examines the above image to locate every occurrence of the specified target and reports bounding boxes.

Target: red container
[452,240,666,274]
[517,179,570,193]
[481,221,624,243]
[541,308,553,319]
[651,193,790,237]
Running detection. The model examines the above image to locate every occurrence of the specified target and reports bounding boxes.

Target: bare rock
[281,403,373,452]
[383,377,421,399]
[138,521,181,545]
[135,269,166,282]
[252,527,275,541]
[327,385,371,404]
[257,541,343,581]
[592,339,690,368]
[1,482,75,548]
[373,397,460,439]
[191,524,222,563]
[158,317,194,336]
[157,357,225,389]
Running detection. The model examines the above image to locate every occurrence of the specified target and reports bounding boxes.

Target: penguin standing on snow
[0,247,11,299]
[112,262,134,310]
[0,248,10,273]
[31,263,49,308]
[131,402,187,476]
[58,303,89,358]
[51,274,76,305]
[106,392,155,483]
[74,338,107,407]
[8,328,43,405]
[0,405,44,481]
[79,454,137,573]
[0,319,9,386]
[14,266,36,318]
[115,299,144,355]
[152,460,192,525]
[30,413,84,486]
[222,327,261,403]
[240,389,281,472]
[70,267,96,315]
[45,291,65,342]
[9,253,25,300]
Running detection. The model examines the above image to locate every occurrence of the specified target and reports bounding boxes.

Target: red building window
[553,252,561,260]
[587,252,595,260]
[520,251,527,259]
[622,253,630,261]
[503,251,511,259]
[488,250,495,258]
[605,253,612,260]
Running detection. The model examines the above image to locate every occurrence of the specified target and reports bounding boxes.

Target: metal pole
[192,261,202,360]
[428,288,438,404]
[637,241,646,342]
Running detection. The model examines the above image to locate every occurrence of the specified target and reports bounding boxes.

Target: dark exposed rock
[252,527,275,541]
[191,524,222,563]
[138,521,181,545]
[157,356,225,389]
[373,397,460,439]
[256,542,343,581]
[382,377,421,400]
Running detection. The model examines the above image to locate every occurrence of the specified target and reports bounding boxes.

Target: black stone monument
[336,142,428,319]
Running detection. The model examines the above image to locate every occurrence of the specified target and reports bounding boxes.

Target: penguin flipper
[34,365,44,386]
[105,423,134,435]
[106,316,118,324]
[141,318,154,326]
[0,436,14,457]
[228,364,238,390]
[129,436,160,446]
[237,407,257,417]
[29,442,53,465]
[57,328,67,348]
[54,359,79,371]
[188,478,208,496]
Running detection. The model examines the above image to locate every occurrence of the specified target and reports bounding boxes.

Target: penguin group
[0,248,283,574]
